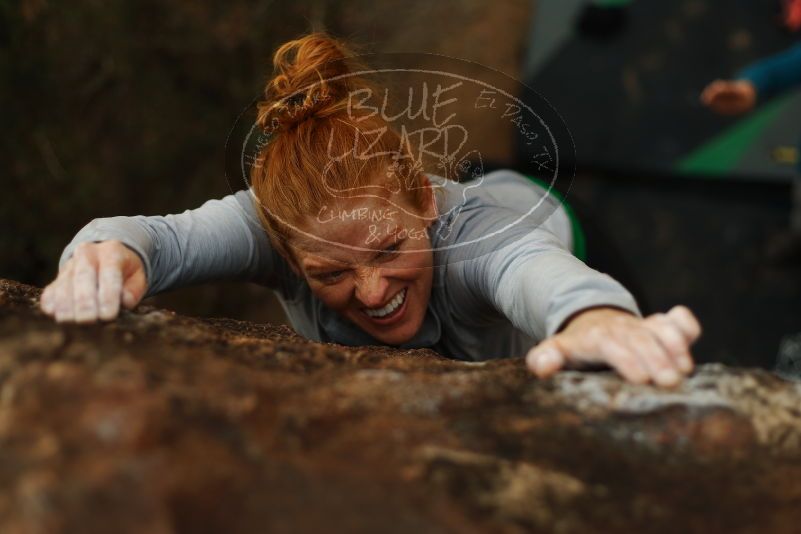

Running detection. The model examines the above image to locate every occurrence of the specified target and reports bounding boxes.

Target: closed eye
[314,269,347,284]
[376,241,403,261]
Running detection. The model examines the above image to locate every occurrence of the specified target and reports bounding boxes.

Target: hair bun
[256,33,363,133]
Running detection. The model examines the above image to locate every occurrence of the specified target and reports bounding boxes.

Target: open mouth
[362,287,408,324]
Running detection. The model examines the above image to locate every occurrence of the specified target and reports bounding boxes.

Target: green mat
[525,175,587,262]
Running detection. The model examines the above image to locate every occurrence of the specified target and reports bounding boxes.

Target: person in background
[701,12,801,260]
[702,5,801,375]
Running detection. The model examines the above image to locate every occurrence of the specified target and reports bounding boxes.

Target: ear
[267,231,303,277]
[420,174,439,225]
[287,252,303,277]
[281,243,304,277]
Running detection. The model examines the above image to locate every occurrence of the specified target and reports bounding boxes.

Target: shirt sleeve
[737,42,801,101]
[59,189,299,299]
[444,200,641,342]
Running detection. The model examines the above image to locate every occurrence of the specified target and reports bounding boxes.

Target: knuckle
[586,325,607,340]
[664,342,687,360]
[73,260,94,275]
[629,329,656,348]
[107,249,124,264]
[98,284,120,303]
[73,273,96,294]
[608,357,646,382]
[74,289,96,307]
[98,267,122,284]
[645,312,667,324]
[620,366,648,384]
[99,293,120,309]
[661,328,687,351]
[612,313,632,325]
[70,261,89,278]
[73,279,94,295]
[673,304,690,316]
[600,339,630,363]
[74,242,93,256]
[75,298,95,311]
[672,306,702,336]
[101,240,123,255]
[74,296,96,312]
[645,353,670,371]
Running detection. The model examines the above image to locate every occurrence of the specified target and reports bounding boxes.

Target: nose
[353,267,389,308]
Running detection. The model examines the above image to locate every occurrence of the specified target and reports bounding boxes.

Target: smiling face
[287,186,438,346]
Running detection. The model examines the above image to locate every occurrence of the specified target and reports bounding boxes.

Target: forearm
[738,42,801,101]
[491,245,641,341]
[59,190,277,297]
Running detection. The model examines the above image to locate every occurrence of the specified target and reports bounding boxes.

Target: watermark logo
[225,53,574,267]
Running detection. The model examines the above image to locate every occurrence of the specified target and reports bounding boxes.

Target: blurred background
[2,0,800,369]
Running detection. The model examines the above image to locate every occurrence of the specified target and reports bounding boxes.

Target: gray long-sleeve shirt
[60,169,640,361]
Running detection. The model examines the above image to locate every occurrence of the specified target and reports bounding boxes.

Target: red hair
[250,33,431,261]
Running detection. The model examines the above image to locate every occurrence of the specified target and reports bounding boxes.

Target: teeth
[364,289,406,318]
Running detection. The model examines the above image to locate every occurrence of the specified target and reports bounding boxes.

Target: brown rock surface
[1,278,800,533]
